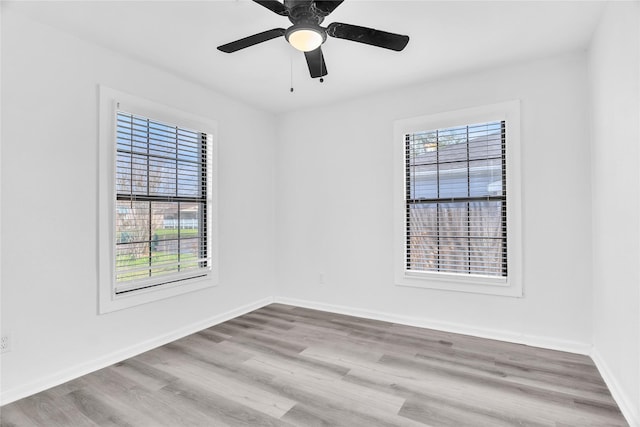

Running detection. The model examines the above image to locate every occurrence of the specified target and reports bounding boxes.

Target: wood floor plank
[170,333,256,366]
[376,352,622,425]
[241,312,297,331]
[160,379,291,427]
[247,351,348,381]
[244,355,406,415]
[150,351,297,419]
[343,368,536,427]
[10,391,97,427]
[1,304,629,426]
[76,367,217,427]
[380,351,613,404]
[0,403,57,427]
[109,358,179,392]
[399,397,548,427]
[59,389,132,427]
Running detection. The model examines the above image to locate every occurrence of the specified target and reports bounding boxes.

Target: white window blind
[114,111,213,294]
[404,121,507,277]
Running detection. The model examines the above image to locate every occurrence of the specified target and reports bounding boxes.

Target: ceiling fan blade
[304,47,328,78]
[217,28,286,53]
[312,0,344,16]
[253,0,288,16]
[327,22,409,51]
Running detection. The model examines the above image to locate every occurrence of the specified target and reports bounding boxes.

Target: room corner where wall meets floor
[0,298,276,406]
[0,303,630,426]
[274,297,593,356]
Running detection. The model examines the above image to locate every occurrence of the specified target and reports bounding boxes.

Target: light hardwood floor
[0,304,628,426]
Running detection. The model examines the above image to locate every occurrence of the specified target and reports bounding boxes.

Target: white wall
[275,53,594,351]
[0,9,277,402]
[589,2,640,425]
[2,3,637,424]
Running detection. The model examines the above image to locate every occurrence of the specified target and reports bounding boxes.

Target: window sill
[395,270,522,297]
[99,273,216,314]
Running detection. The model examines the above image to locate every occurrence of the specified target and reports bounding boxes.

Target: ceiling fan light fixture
[286,26,325,52]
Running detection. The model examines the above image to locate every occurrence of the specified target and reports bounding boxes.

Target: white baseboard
[274,297,592,355]
[0,296,274,406]
[591,348,639,427]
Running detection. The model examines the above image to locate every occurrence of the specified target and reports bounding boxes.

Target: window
[115,112,211,292]
[394,101,522,296]
[405,121,506,276]
[99,87,217,313]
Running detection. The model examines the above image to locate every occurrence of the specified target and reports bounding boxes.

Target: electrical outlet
[1,335,10,353]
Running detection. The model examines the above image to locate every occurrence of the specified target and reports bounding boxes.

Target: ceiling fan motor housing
[286,1,324,25]
[284,0,329,19]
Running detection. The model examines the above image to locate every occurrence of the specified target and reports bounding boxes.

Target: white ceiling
[6,0,605,114]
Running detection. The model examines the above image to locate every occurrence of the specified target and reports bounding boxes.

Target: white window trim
[393,100,522,297]
[98,86,219,314]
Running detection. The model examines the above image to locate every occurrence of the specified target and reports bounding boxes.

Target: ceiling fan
[217,0,410,80]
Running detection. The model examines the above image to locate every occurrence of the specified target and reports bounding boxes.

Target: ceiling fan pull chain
[290,52,295,92]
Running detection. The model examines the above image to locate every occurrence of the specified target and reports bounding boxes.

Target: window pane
[149,157,177,196]
[116,152,132,194]
[439,202,468,238]
[469,159,502,197]
[469,201,504,239]
[469,201,505,276]
[438,237,470,273]
[408,131,438,164]
[152,202,178,242]
[150,251,179,278]
[409,164,437,199]
[177,161,200,197]
[149,122,178,158]
[115,154,149,195]
[179,238,201,271]
[407,236,437,271]
[116,242,150,282]
[407,203,438,270]
[436,126,468,163]
[179,202,202,233]
[469,239,504,276]
[468,122,503,160]
[438,161,468,198]
[178,129,200,163]
[116,201,149,244]
[439,203,470,271]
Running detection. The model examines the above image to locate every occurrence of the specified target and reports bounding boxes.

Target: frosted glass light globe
[288,29,323,52]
